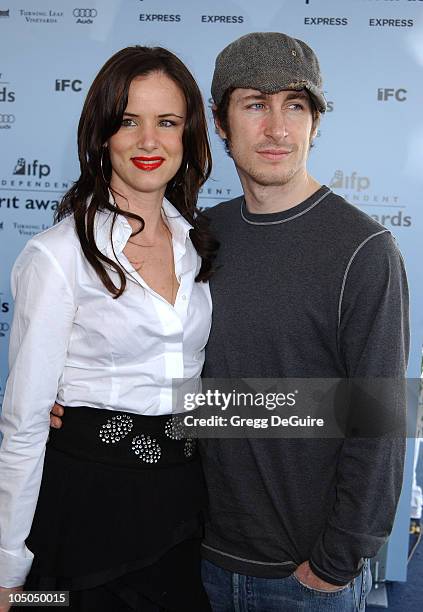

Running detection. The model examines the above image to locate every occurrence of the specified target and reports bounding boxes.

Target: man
[50,32,408,612]
[198,32,408,611]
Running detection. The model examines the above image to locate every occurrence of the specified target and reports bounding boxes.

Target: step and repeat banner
[1,0,423,583]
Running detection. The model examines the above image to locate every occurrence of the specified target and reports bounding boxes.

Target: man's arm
[309,231,409,586]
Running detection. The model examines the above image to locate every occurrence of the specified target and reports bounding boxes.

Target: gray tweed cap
[211,31,327,113]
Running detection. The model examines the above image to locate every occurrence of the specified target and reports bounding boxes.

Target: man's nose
[263,111,288,140]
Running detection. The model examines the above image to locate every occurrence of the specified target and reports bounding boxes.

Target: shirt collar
[93,193,193,260]
[161,197,193,247]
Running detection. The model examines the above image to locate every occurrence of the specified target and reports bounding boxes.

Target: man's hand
[0,585,23,612]
[50,403,64,429]
[294,561,348,592]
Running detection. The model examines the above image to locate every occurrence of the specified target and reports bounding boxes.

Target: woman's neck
[111,185,167,240]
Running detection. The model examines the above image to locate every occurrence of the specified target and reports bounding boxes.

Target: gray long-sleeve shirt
[201,185,409,585]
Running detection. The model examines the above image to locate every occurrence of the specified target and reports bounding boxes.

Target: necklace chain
[164,223,176,305]
[127,221,177,305]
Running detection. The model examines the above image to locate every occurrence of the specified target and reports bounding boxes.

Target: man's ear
[311,113,321,141]
[212,104,227,140]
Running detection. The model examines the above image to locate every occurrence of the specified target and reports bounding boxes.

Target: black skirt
[23,406,209,610]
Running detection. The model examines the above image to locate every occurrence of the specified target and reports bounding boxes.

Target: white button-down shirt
[0,198,212,587]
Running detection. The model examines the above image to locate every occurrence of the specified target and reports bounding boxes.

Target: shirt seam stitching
[201,543,296,566]
[240,187,331,226]
[337,229,390,332]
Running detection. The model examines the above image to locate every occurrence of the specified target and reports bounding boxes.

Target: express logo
[304,17,349,26]
[369,18,413,26]
[201,15,244,23]
[73,8,97,18]
[0,113,15,123]
[139,14,181,22]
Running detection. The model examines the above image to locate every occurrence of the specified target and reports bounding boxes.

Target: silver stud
[164,416,186,441]
[131,434,162,463]
[184,438,196,458]
[99,414,134,444]
[292,49,297,57]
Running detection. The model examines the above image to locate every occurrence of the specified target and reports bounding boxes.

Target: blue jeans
[202,559,372,612]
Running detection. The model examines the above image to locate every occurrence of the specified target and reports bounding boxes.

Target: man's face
[215,88,317,189]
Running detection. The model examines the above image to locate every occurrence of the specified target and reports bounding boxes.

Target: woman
[0,46,217,611]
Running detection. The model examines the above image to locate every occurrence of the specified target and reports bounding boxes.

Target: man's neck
[240,172,321,214]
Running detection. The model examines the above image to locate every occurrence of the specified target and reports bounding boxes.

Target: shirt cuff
[0,546,34,588]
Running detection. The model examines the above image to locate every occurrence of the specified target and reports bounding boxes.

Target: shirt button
[182,295,187,301]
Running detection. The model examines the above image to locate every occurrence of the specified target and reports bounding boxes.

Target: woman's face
[108,71,186,200]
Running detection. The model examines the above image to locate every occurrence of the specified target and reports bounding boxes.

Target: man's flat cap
[211,31,327,112]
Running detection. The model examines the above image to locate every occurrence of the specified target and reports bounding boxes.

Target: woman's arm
[0,240,76,589]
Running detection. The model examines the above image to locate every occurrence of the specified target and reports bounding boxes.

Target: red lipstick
[131,156,164,171]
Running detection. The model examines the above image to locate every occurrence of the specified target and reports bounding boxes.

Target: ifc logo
[377,88,407,102]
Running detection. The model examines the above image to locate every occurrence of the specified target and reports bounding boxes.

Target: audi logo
[0,114,15,124]
[0,322,10,333]
[73,8,97,18]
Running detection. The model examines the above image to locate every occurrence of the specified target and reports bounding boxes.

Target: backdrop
[1,0,423,584]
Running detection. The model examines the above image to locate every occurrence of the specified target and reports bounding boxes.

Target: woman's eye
[159,120,176,127]
[121,118,136,127]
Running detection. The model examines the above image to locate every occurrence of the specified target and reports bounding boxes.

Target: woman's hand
[0,585,23,612]
[50,403,64,429]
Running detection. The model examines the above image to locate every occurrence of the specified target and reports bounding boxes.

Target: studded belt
[47,406,197,469]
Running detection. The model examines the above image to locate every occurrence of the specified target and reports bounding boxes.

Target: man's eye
[248,103,265,110]
[288,103,304,111]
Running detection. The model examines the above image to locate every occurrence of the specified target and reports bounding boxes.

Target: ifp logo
[329,170,370,193]
[13,158,51,179]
